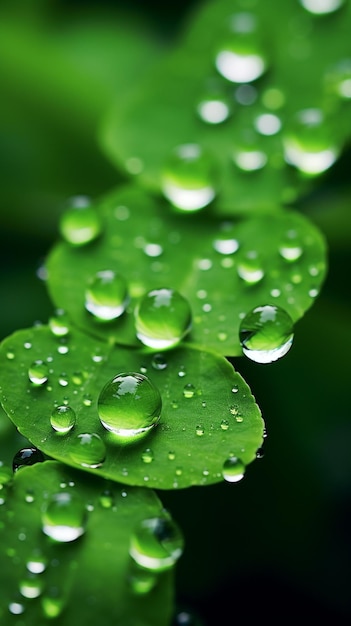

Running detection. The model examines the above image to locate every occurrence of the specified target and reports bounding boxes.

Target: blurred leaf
[46,185,327,355]
[0,325,264,489]
[101,0,351,214]
[0,461,174,626]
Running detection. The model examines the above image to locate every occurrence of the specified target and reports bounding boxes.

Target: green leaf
[101,0,351,214]
[0,325,264,489]
[0,461,174,626]
[46,185,327,356]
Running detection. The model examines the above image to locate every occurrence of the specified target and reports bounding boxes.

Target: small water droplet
[27,550,47,574]
[239,304,294,363]
[41,588,65,618]
[130,515,184,571]
[144,243,163,257]
[99,489,114,509]
[254,113,282,135]
[58,373,69,387]
[128,564,157,595]
[299,0,344,15]
[325,58,351,100]
[13,448,45,472]
[69,433,106,468]
[196,425,204,436]
[161,144,216,211]
[222,456,245,482]
[197,258,212,270]
[49,310,70,337]
[270,288,281,298]
[85,270,129,321]
[82,394,92,407]
[231,385,238,393]
[25,489,35,503]
[213,224,239,255]
[135,288,192,349]
[9,602,25,615]
[237,253,265,284]
[42,492,86,542]
[220,419,230,431]
[197,96,231,124]
[24,342,32,349]
[50,405,76,434]
[168,451,176,461]
[98,372,162,442]
[151,353,168,370]
[6,348,15,360]
[183,383,195,399]
[57,342,69,355]
[141,448,154,464]
[19,574,43,599]
[279,231,303,261]
[283,108,339,175]
[59,196,102,246]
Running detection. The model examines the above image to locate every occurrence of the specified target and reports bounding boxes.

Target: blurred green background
[1,1,351,623]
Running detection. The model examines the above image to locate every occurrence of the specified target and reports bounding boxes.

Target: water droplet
[213,223,239,254]
[24,341,32,349]
[135,288,192,349]
[215,13,268,83]
[99,490,114,509]
[42,492,86,542]
[325,58,351,100]
[231,385,238,393]
[6,348,15,360]
[13,447,45,472]
[20,574,43,599]
[58,373,69,387]
[83,393,92,407]
[168,451,176,461]
[70,433,106,468]
[41,588,65,618]
[151,353,168,370]
[270,288,281,298]
[279,232,303,261]
[161,144,216,211]
[239,304,294,363]
[175,467,183,476]
[220,419,230,431]
[27,551,47,574]
[49,310,70,337]
[183,383,195,399]
[129,564,157,595]
[85,270,129,321]
[9,602,25,615]
[254,113,282,136]
[141,448,154,464]
[57,341,69,355]
[234,148,267,171]
[50,405,76,434]
[144,243,163,257]
[196,425,204,436]
[98,372,162,442]
[283,108,339,175]
[197,96,231,124]
[130,515,184,571]
[222,456,245,482]
[237,253,265,284]
[59,196,102,246]
[299,0,344,15]
[71,371,84,385]
[25,490,35,503]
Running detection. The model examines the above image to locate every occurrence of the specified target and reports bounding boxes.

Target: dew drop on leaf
[69,433,106,468]
[59,196,102,246]
[239,304,294,363]
[151,353,168,370]
[161,143,216,211]
[13,448,45,472]
[42,492,87,542]
[196,96,231,124]
[222,456,245,482]
[98,372,162,442]
[50,405,76,434]
[135,288,192,349]
[48,310,70,337]
[237,253,265,284]
[299,0,344,15]
[129,515,184,572]
[85,270,129,321]
[19,574,43,599]
[141,448,154,464]
[183,383,195,399]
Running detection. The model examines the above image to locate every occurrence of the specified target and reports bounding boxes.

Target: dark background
[1,1,350,624]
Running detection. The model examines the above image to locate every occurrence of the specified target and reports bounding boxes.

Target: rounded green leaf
[100,0,351,214]
[46,185,327,355]
[0,325,264,489]
[0,461,174,626]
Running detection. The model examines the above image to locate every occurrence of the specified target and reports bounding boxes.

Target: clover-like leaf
[46,185,327,355]
[101,0,351,214]
[0,461,173,626]
[0,325,264,490]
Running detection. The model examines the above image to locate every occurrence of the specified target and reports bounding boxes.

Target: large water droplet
[28,360,49,385]
[70,433,106,468]
[135,288,192,349]
[161,144,216,211]
[98,372,162,442]
[215,13,268,83]
[50,405,76,434]
[239,304,294,363]
[222,456,245,482]
[85,270,129,321]
[59,196,102,246]
[42,492,86,542]
[283,108,339,175]
[130,515,184,571]
[13,448,45,472]
[299,0,344,15]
